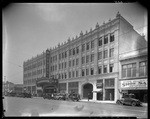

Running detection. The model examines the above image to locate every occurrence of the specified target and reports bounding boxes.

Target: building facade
[119,48,147,103]
[23,12,147,102]
[13,84,24,94]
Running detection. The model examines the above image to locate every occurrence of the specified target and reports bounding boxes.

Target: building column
[103,79,105,101]
[92,82,97,101]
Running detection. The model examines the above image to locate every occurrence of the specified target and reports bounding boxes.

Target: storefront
[120,78,147,102]
[68,82,79,94]
[94,78,115,101]
[59,83,67,93]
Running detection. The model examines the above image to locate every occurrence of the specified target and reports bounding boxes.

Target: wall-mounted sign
[121,79,147,89]
[96,83,103,88]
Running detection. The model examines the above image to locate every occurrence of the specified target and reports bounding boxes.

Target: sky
[3,3,147,84]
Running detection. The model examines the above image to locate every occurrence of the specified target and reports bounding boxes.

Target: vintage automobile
[43,93,52,100]
[23,92,32,98]
[68,92,80,102]
[116,93,142,106]
[53,93,66,100]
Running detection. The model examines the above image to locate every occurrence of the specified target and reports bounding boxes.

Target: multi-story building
[23,50,50,95]
[23,12,147,102]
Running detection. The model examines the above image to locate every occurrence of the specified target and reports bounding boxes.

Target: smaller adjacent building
[119,48,147,103]
[3,81,15,95]
[13,84,24,94]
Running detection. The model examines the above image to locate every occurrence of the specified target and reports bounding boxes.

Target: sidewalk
[80,99,148,107]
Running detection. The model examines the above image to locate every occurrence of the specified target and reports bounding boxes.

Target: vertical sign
[46,49,50,78]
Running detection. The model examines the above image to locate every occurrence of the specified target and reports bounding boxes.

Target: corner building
[23,12,147,102]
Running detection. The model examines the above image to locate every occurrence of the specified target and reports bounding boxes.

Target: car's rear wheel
[131,101,136,106]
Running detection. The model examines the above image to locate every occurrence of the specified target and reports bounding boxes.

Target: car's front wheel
[131,101,137,106]
[116,100,122,105]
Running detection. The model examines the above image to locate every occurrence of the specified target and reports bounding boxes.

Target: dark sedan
[116,93,142,106]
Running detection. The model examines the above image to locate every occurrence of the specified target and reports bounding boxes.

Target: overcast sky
[3,3,147,84]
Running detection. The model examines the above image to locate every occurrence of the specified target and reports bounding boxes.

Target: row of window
[52,64,114,79]
[24,69,45,78]
[98,33,115,46]
[122,61,147,78]
[24,78,36,85]
[24,60,46,71]
[50,33,115,63]
[51,48,114,72]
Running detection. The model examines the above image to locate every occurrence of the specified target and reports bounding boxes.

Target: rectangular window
[59,54,61,60]
[104,35,108,44]
[86,55,89,63]
[98,51,102,60]
[82,69,85,76]
[69,61,71,67]
[65,51,67,58]
[104,50,108,59]
[98,37,102,46]
[82,56,85,64]
[122,65,127,78]
[109,64,114,73]
[65,62,67,68]
[139,61,147,77]
[91,68,94,75]
[91,54,94,62]
[72,71,75,78]
[110,48,114,57]
[76,46,79,54]
[62,62,63,69]
[86,42,90,50]
[69,49,72,56]
[73,48,75,55]
[127,64,132,77]
[59,64,61,69]
[62,52,64,59]
[64,73,67,79]
[76,58,79,66]
[72,59,75,67]
[98,66,102,74]
[105,79,114,87]
[82,44,85,52]
[91,40,94,49]
[110,33,115,42]
[103,65,107,73]
[69,71,71,78]
[62,73,64,79]
[86,68,89,76]
[76,70,78,77]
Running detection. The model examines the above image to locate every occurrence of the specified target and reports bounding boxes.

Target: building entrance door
[83,83,93,99]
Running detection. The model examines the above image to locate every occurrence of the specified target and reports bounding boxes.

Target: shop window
[98,66,102,74]
[98,37,102,46]
[98,51,102,60]
[91,68,94,75]
[105,79,114,87]
[103,50,108,59]
[86,42,90,50]
[86,68,89,76]
[139,61,147,77]
[82,44,85,52]
[86,55,89,63]
[109,48,114,57]
[104,35,108,44]
[91,40,94,49]
[105,89,114,100]
[109,64,114,73]
[91,54,94,62]
[103,65,107,73]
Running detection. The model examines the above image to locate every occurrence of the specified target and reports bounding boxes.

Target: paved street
[3,96,147,118]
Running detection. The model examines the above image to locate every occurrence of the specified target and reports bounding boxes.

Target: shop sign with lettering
[121,79,147,89]
[96,82,103,88]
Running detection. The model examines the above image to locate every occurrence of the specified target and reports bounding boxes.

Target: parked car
[9,92,17,97]
[116,93,142,106]
[23,92,32,98]
[43,93,52,100]
[53,93,66,100]
[68,92,80,101]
